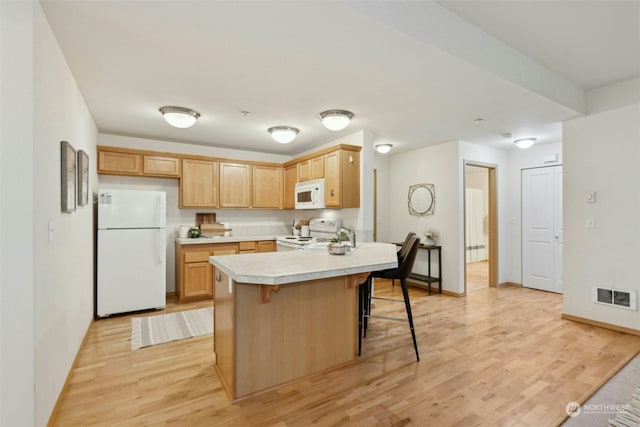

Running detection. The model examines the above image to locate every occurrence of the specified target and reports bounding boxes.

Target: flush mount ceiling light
[159,106,200,128]
[514,137,536,149]
[374,143,393,154]
[268,126,299,144]
[318,109,354,131]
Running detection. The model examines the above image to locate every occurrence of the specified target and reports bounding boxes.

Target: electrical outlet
[586,191,596,203]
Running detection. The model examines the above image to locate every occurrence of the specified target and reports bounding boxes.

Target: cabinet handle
[215,271,222,282]
[330,189,335,197]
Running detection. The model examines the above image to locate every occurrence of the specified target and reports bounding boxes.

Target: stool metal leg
[400,278,420,361]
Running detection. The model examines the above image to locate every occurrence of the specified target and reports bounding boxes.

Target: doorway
[464,163,498,293]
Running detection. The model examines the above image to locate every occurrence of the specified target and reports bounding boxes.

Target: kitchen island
[209,242,398,401]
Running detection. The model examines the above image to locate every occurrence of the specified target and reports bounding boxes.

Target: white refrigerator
[97,189,167,317]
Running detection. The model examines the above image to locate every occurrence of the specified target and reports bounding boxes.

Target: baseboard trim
[47,319,93,427]
[406,279,462,297]
[561,313,640,336]
[499,281,522,287]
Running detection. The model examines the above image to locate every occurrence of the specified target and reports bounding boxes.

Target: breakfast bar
[209,242,398,401]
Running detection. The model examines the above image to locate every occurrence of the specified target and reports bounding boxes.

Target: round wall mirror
[408,183,435,216]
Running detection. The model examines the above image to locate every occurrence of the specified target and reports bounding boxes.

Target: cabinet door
[257,240,276,253]
[253,166,282,208]
[143,155,180,177]
[298,157,324,182]
[324,151,341,208]
[325,150,360,208]
[341,150,360,208]
[180,159,219,208]
[183,262,213,299]
[283,165,297,210]
[98,150,142,175]
[298,161,310,182]
[220,163,251,208]
[309,156,325,180]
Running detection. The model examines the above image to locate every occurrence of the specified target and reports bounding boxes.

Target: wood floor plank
[51,282,640,426]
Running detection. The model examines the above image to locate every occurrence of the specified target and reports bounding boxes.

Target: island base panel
[214,272,357,400]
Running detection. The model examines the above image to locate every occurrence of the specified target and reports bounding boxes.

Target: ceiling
[40,0,640,156]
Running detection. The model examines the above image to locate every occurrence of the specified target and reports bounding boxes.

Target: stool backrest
[398,232,417,262]
[396,234,420,279]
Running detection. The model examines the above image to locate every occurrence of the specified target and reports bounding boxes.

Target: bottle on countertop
[349,229,356,249]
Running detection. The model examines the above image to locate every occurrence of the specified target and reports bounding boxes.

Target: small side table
[394,242,442,295]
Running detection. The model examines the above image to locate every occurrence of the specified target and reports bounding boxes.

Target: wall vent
[591,286,637,310]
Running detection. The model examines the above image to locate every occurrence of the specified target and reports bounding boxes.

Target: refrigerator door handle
[156,195,163,227]
[156,229,165,264]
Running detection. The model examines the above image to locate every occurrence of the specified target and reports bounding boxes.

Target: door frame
[463,161,498,292]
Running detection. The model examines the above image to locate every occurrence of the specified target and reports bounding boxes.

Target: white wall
[388,141,460,293]
[33,4,98,425]
[563,103,640,330]
[373,150,391,242]
[1,2,36,425]
[505,142,562,283]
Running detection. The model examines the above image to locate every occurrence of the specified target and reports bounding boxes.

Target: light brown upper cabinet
[98,147,180,178]
[220,162,252,208]
[325,149,360,208]
[252,165,283,208]
[283,164,297,210]
[143,155,181,177]
[180,159,219,208]
[298,156,325,182]
[98,150,142,175]
[98,144,361,210]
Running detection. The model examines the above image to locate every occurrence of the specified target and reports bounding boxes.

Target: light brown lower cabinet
[175,241,276,303]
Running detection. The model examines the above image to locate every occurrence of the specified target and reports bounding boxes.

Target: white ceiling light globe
[318,110,354,131]
[268,126,299,144]
[159,106,200,128]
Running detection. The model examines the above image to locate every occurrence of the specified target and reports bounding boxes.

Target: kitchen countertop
[209,242,398,285]
[175,235,280,245]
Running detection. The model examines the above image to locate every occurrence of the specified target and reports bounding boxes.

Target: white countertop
[209,242,398,285]
[175,235,280,245]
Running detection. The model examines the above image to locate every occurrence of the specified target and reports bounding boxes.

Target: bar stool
[358,235,421,361]
[392,232,416,287]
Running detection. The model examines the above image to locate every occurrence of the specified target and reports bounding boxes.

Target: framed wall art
[61,141,77,213]
[408,183,435,216]
[77,149,89,206]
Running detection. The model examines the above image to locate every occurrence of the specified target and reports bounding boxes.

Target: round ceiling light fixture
[159,106,200,128]
[318,109,354,131]
[268,126,299,144]
[374,143,393,154]
[514,137,536,149]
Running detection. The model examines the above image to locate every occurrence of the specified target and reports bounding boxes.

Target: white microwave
[295,179,326,209]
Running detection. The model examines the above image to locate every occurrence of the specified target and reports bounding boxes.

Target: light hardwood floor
[52,281,640,426]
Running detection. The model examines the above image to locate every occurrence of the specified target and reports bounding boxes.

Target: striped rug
[131,307,213,351]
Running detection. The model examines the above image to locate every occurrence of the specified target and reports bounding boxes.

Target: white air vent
[592,286,637,310]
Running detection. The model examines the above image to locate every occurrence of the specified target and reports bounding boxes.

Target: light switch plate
[586,191,596,203]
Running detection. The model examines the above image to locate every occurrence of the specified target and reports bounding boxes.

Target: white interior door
[522,166,563,293]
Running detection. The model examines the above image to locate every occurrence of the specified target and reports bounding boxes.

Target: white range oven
[276,219,342,252]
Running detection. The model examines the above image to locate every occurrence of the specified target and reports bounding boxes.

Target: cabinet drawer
[238,241,256,251]
[184,251,210,263]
